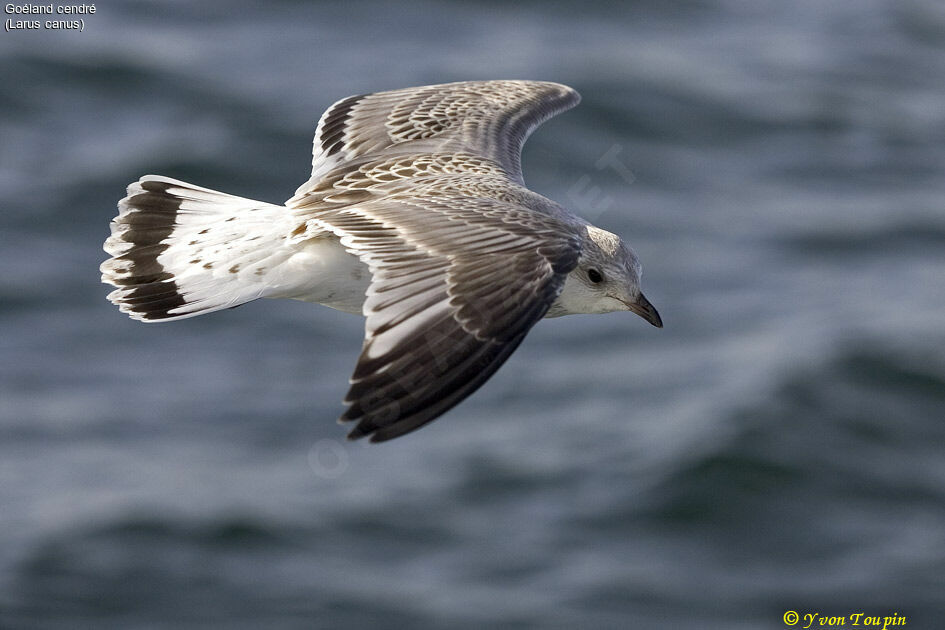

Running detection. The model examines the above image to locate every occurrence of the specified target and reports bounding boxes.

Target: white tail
[101,176,296,322]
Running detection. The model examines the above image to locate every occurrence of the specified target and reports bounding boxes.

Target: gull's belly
[268,235,371,315]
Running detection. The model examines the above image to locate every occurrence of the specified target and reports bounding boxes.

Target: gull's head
[548,225,662,327]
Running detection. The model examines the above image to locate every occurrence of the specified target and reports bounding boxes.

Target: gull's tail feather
[101,176,292,322]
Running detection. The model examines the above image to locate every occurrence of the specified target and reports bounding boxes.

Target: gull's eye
[587,268,603,284]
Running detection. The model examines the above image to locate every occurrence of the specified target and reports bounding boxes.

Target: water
[2,1,945,627]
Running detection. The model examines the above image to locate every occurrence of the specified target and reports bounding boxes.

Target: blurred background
[2,0,945,628]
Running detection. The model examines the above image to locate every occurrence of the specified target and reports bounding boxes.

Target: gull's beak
[627,293,663,328]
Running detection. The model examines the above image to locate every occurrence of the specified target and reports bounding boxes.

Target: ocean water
[2,1,945,628]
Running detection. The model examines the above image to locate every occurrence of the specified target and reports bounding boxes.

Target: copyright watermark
[566,142,636,222]
[783,611,906,629]
[307,438,349,479]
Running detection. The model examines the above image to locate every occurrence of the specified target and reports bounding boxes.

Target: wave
[780,221,945,256]
[643,342,945,526]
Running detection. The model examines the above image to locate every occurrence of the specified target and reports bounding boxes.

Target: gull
[101,80,662,442]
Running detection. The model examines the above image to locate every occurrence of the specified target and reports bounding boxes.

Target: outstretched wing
[306,194,581,442]
[295,80,580,194]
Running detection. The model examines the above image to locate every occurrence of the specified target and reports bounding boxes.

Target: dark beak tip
[618,291,663,328]
[631,293,663,329]
[627,304,663,328]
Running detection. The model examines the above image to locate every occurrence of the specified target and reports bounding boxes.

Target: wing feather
[295,80,580,197]
[282,81,586,441]
[308,195,581,441]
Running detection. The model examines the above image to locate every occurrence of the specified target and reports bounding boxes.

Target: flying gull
[101,80,662,442]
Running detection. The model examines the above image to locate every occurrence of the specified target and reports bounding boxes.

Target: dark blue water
[2,1,945,628]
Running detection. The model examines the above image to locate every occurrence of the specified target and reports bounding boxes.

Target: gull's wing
[305,194,582,442]
[294,80,580,195]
